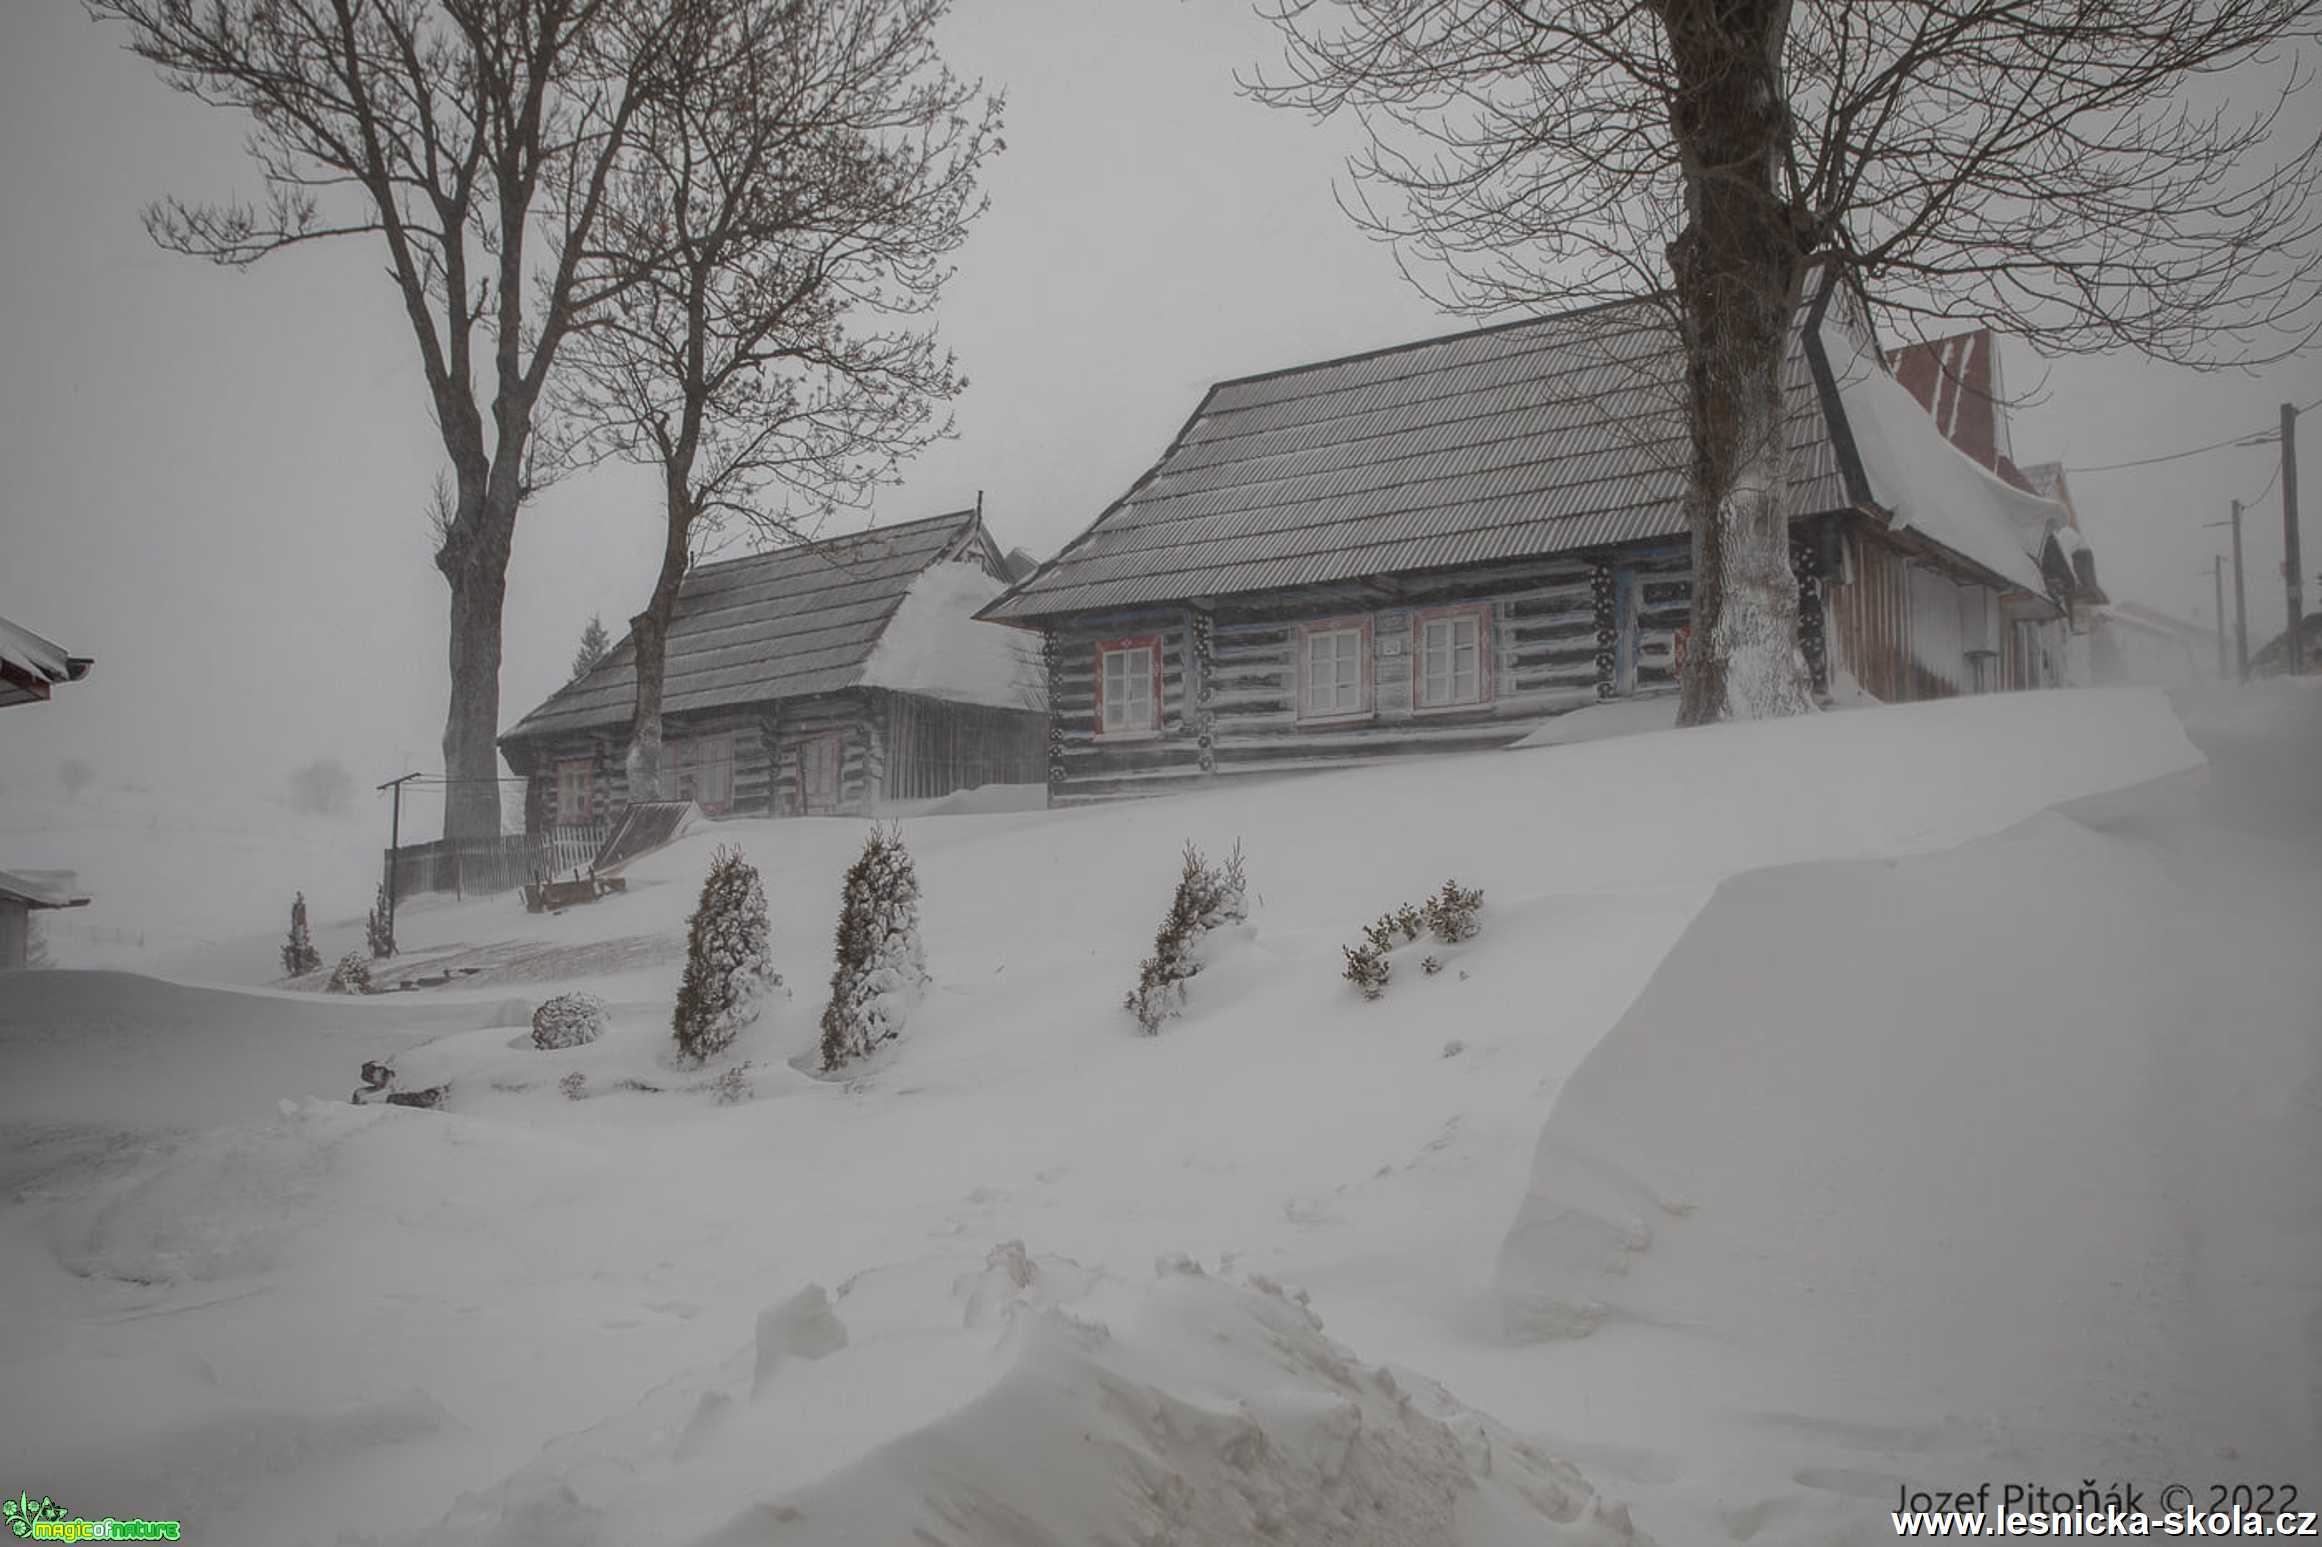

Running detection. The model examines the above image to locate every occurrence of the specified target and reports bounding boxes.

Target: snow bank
[411,1250,1647,1547]
[857,562,1046,711]
[1494,688,2322,1509]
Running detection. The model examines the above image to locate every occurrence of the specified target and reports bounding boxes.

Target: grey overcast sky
[2,0,2316,833]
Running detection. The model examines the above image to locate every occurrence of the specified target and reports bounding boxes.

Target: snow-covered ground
[2,685,2311,1544]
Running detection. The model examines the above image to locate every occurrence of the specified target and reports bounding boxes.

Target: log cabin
[501,509,1047,833]
[979,270,2102,806]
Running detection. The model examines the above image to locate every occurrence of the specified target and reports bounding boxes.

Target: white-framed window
[1413,605,1490,710]
[1299,617,1371,721]
[1096,635,1161,738]
[671,732,735,815]
[555,756,594,822]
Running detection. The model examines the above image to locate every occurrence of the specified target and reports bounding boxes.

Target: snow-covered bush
[366,880,397,959]
[673,846,779,1064]
[559,1071,589,1101]
[325,952,372,994]
[532,991,609,1050]
[281,892,321,978]
[1124,841,1248,1033]
[1341,880,1484,1000]
[1342,941,1390,1000]
[819,825,929,1071]
[1422,880,1485,943]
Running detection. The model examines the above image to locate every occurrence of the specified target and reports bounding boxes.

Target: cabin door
[799,732,844,815]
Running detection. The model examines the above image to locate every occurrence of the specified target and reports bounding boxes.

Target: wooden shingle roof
[980,297,1852,623]
[503,509,995,745]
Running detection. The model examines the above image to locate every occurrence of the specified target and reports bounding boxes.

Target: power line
[2067,393,2322,475]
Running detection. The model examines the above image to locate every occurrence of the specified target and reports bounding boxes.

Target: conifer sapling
[673,846,779,1064]
[366,879,398,959]
[1125,841,1248,1033]
[281,891,321,978]
[820,825,929,1071]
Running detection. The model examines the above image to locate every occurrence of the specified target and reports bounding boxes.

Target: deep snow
[4,685,2300,1545]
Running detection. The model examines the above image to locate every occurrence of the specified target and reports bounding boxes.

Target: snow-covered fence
[385,823,607,900]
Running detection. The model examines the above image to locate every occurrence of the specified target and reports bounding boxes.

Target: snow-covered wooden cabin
[501,509,1047,830]
[979,272,2099,805]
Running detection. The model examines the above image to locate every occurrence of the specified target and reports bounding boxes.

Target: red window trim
[1409,603,1495,713]
[1296,614,1375,725]
[1093,634,1164,740]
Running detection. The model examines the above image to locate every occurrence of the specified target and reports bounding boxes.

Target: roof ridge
[1206,294,1667,396]
[685,505,979,581]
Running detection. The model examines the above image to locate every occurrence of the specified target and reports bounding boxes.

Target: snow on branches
[1125,841,1249,1034]
[819,825,929,1072]
[674,846,780,1064]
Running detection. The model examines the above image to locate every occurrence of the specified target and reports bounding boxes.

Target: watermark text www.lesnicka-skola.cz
[1894,1481,2316,1537]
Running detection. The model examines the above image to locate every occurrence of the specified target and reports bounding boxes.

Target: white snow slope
[3,685,2284,1547]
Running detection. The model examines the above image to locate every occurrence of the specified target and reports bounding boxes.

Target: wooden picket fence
[385,823,607,900]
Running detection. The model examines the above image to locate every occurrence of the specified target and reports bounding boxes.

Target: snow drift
[1494,683,2322,1503]
[411,1249,1648,1547]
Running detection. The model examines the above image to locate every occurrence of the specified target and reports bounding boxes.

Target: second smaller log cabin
[501,509,1048,834]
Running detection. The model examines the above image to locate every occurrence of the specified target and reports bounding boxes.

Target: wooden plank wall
[878,691,1048,802]
[767,692,885,816]
[1041,543,1692,805]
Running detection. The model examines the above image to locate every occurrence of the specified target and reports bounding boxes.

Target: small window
[555,757,593,823]
[1299,618,1371,721]
[1096,635,1161,738]
[1414,606,1490,710]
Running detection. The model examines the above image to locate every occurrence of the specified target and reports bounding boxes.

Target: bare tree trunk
[626,474,698,804]
[437,490,515,840]
[1662,0,1816,726]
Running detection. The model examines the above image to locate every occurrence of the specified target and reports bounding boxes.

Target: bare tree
[1249,0,2322,722]
[561,0,999,800]
[89,0,679,836]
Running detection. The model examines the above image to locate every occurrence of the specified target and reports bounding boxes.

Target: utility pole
[2285,403,2304,675]
[376,772,422,941]
[2205,501,2251,682]
[2212,556,2228,679]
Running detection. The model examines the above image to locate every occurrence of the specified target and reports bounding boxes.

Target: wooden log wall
[767,692,885,816]
[1040,543,1693,805]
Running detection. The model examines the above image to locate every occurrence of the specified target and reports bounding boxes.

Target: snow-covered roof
[986,279,2081,626]
[0,613,93,708]
[504,510,1023,745]
[0,867,89,909]
[1815,307,2063,598]
[858,562,1047,712]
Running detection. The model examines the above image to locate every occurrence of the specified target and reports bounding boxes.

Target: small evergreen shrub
[532,991,609,1050]
[1340,879,1485,1001]
[1342,941,1391,1000]
[1422,880,1485,943]
[819,826,929,1072]
[325,952,372,994]
[281,892,322,978]
[1125,841,1249,1033]
[673,846,779,1064]
[559,1071,589,1101]
[366,880,398,959]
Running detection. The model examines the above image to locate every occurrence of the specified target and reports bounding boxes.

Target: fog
[1,0,2314,840]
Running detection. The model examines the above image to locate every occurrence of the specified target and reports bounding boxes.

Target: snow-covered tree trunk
[1662,0,1816,726]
